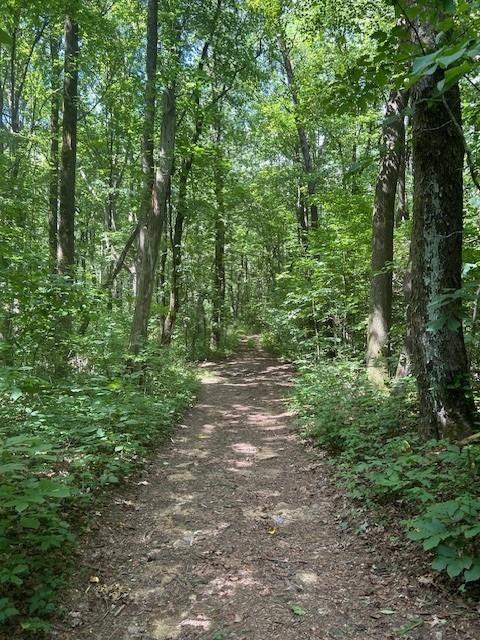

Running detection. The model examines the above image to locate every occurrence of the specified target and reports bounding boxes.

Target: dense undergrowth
[0,348,198,633]
[290,359,480,588]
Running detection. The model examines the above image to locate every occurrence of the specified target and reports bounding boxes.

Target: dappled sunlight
[174,447,210,459]
[226,465,253,475]
[262,434,292,443]
[167,470,196,482]
[152,618,181,640]
[201,423,216,434]
[231,441,258,455]
[202,566,263,599]
[260,424,288,432]
[180,614,211,630]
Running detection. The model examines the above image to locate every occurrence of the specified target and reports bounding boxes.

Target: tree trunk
[395,123,409,227]
[409,72,475,439]
[367,89,407,385]
[57,15,79,275]
[278,31,317,229]
[129,72,177,354]
[211,122,226,350]
[48,34,61,269]
[128,0,158,353]
[161,157,189,345]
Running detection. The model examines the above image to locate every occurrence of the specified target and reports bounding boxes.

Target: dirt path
[53,347,480,640]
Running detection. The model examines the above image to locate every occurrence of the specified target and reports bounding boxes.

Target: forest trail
[53,345,479,640]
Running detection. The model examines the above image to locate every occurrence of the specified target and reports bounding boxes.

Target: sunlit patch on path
[52,345,480,640]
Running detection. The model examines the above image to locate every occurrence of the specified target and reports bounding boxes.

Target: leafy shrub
[292,360,480,586]
[407,497,480,582]
[0,350,198,632]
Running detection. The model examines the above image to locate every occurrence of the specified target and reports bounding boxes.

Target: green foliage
[293,360,480,585]
[407,497,480,582]
[0,350,198,631]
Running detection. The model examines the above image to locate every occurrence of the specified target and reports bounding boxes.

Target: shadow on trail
[52,346,480,640]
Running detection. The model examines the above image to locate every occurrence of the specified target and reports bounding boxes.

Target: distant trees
[0,0,478,442]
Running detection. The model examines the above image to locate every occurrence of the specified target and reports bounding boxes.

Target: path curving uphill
[53,347,480,640]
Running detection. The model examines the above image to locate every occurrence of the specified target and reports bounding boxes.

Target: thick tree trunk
[367,89,407,385]
[57,15,79,275]
[211,124,226,350]
[409,73,475,439]
[48,35,61,269]
[278,32,317,229]
[129,75,176,354]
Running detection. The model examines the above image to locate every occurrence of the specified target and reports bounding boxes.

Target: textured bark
[367,89,408,385]
[48,35,61,269]
[278,32,317,229]
[129,76,176,354]
[57,15,79,275]
[409,73,475,439]
[395,126,409,227]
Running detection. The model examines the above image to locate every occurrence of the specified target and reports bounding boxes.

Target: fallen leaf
[291,605,306,616]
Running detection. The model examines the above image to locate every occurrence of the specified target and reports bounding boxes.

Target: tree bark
[409,72,475,439]
[367,89,408,385]
[57,15,79,275]
[48,34,61,270]
[395,124,409,227]
[129,69,177,354]
[161,156,188,345]
[127,0,158,353]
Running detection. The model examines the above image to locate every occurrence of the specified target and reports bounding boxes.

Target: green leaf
[423,535,442,551]
[19,516,40,529]
[463,525,480,539]
[437,46,467,69]
[464,561,480,583]
[0,28,11,46]
[411,51,439,76]
[10,387,23,401]
[291,605,306,616]
[0,462,25,473]
[446,556,473,578]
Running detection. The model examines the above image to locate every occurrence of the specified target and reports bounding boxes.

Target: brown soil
[52,346,480,640]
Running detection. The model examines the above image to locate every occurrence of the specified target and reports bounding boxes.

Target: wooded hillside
[1,0,480,634]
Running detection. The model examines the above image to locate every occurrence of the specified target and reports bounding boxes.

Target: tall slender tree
[48,33,61,269]
[277,29,318,230]
[128,0,159,353]
[57,14,79,275]
[211,117,226,350]
[366,89,407,385]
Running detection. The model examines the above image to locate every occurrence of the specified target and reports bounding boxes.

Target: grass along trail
[52,346,480,640]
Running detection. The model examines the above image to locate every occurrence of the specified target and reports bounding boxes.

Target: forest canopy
[1,0,480,632]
